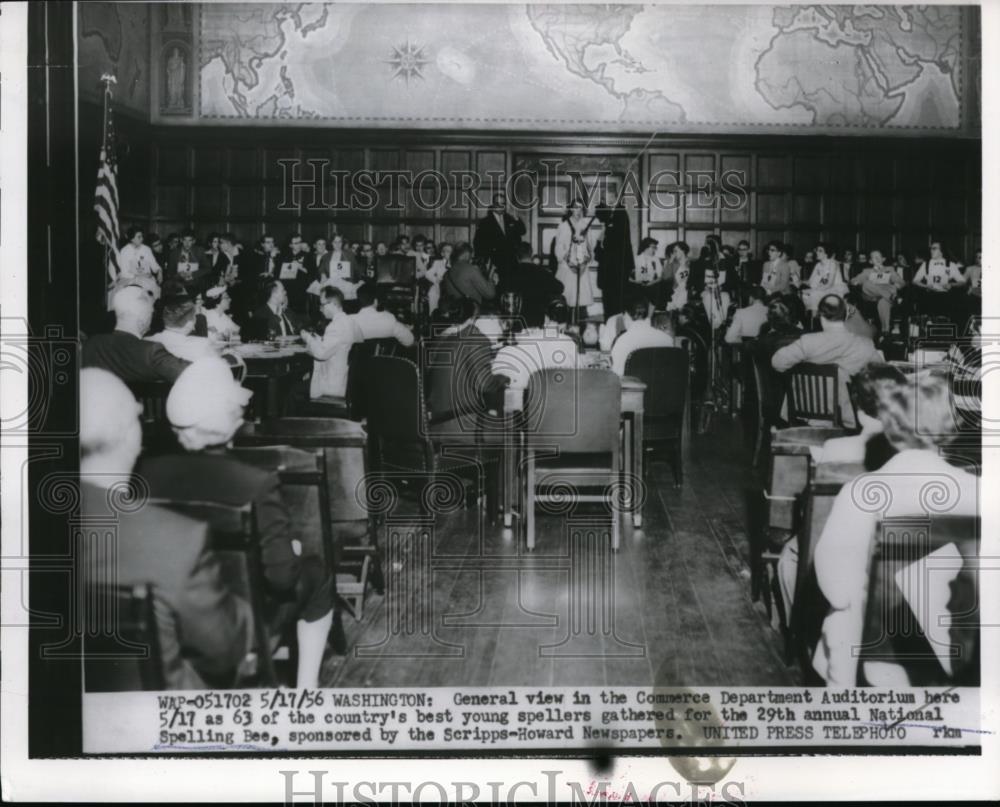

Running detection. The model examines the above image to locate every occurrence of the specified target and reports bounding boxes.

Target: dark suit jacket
[201,249,230,279]
[250,304,304,340]
[736,258,763,287]
[82,330,190,383]
[442,260,497,304]
[166,246,210,286]
[81,482,253,689]
[501,261,564,322]
[317,248,365,284]
[137,452,333,621]
[244,248,281,282]
[473,211,526,272]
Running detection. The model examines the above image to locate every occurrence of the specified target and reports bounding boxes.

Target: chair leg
[525,452,535,551]
[611,502,620,551]
[751,425,762,468]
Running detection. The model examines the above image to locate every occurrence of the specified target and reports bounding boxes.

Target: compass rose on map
[385,40,430,84]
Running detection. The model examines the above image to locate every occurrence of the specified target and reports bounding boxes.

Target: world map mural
[79,1,150,114]
[196,3,971,132]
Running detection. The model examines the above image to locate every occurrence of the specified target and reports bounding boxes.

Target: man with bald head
[82,284,190,383]
[137,358,339,687]
[80,368,252,689]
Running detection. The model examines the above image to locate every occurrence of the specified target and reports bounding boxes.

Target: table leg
[503,411,513,528]
[632,411,643,528]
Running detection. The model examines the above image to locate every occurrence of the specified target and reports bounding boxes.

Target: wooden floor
[324,417,798,688]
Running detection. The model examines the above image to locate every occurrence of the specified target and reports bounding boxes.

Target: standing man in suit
[734,240,762,303]
[166,230,210,295]
[245,234,282,295]
[473,191,526,285]
[80,367,253,690]
[277,233,313,314]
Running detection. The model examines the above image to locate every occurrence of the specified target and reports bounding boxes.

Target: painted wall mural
[79,2,150,115]
[188,3,975,133]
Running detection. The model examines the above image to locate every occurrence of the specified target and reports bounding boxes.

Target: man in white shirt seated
[349,285,414,347]
[301,286,362,399]
[598,290,645,352]
[145,295,219,362]
[772,294,881,427]
[610,296,675,376]
[492,299,579,390]
[725,285,768,343]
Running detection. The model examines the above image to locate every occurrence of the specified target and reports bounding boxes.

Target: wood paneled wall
[98,112,982,264]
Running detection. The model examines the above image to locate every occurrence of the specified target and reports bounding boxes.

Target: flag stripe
[94,92,122,283]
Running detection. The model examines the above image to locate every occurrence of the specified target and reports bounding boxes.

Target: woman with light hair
[811,370,978,686]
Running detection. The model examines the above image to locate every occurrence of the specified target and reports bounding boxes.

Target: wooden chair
[366,355,497,527]
[750,428,847,661]
[748,351,789,467]
[857,515,979,686]
[786,362,842,426]
[624,346,689,488]
[297,338,382,421]
[147,498,281,687]
[235,417,381,606]
[126,380,176,453]
[83,583,166,692]
[522,368,623,551]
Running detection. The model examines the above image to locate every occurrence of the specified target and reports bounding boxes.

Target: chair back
[859,515,980,685]
[345,339,378,420]
[624,346,688,423]
[83,582,166,692]
[750,349,786,427]
[236,417,369,526]
[524,368,621,454]
[229,444,334,575]
[786,362,841,425]
[126,380,177,453]
[365,355,425,443]
[421,332,492,425]
[128,380,171,425]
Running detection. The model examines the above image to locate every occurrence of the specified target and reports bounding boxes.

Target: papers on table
[280,262,302,280]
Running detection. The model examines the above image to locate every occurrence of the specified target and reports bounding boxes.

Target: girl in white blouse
[802,241,848,314]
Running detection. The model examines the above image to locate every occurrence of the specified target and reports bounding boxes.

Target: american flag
[94,75,121,284]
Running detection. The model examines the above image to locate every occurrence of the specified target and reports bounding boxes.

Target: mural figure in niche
[166,47,187,109]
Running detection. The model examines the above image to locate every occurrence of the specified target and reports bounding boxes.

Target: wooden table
[230,341,312,420]
[500,369,647,529]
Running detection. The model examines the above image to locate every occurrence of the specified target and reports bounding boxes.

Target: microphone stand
[698,280,728,434]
